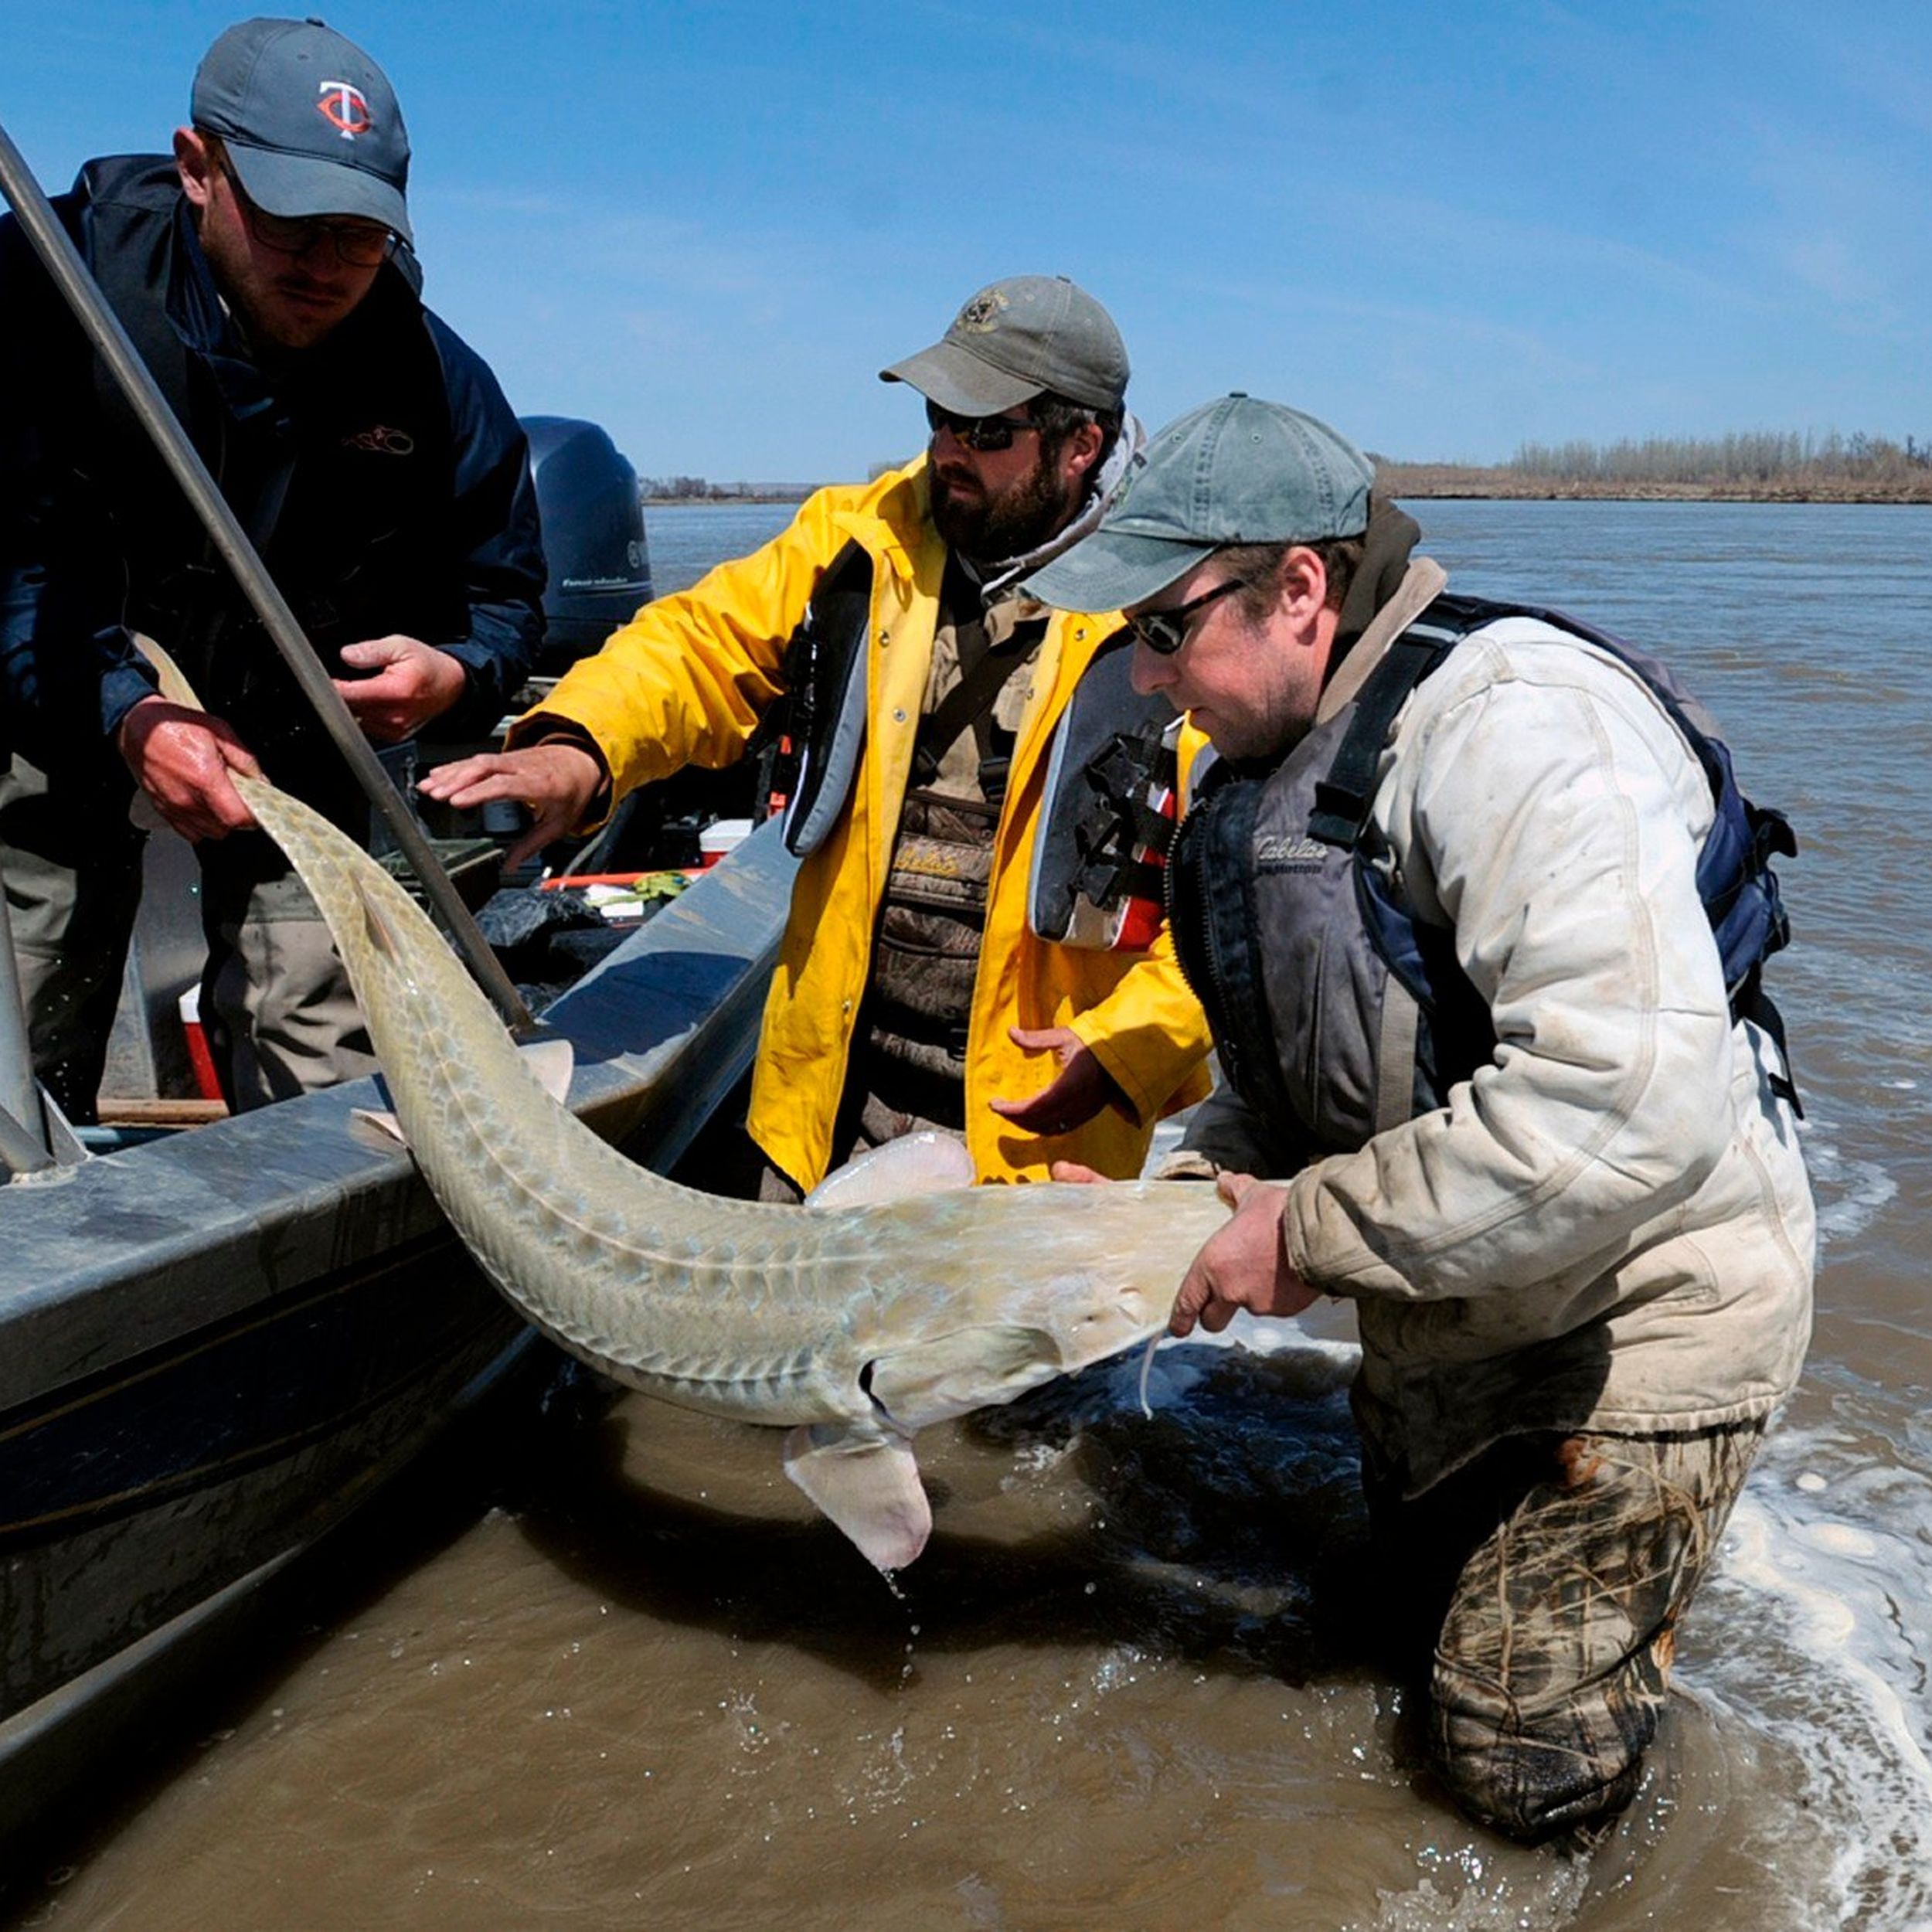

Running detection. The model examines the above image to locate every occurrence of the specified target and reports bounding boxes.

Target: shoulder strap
[1308,596,1491,849]
[910,621,1034,791]
[1321,589,1805,1112]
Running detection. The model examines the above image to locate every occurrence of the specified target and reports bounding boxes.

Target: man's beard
[929,450,1077,565]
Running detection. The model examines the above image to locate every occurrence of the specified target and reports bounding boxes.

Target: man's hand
[117,696,263,841]
[1168,1172,1319,1337]
[334,635,468,743]
[417,743,604,869]
[988,1025,1131,1137]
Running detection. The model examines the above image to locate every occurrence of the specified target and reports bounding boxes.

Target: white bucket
[697,818,754,867]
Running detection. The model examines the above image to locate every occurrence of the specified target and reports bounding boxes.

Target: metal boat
[0,825,791,1852]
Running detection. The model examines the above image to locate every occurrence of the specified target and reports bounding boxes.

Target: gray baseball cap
[1029,393,1373,612]
[880,275,1128,415]
[192,17,412,243]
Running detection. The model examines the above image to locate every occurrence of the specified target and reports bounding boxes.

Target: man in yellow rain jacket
[424,276,1211,1191]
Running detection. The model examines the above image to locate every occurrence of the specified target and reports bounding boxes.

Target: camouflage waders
[1369,1420,1764,1842]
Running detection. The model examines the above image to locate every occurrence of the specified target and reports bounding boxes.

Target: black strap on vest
[1310,591,1801,1110]
[1307,607,1483,849]
[909,625,1034,801]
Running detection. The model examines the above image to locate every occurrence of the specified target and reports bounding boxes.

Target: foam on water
[1801,1117,1903,1246]
[1136,1309,1932,1930]
[1354,1855,1594,1932]
[1668,1413,1932,1931]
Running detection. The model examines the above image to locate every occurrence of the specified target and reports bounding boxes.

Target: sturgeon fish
[228,767,1229,1571]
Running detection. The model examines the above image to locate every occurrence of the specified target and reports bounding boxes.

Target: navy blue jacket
[0,155,543,828]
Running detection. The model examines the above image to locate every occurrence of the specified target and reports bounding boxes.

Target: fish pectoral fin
[519,1036,576,1104]
[802,1130,976,1210]
[348,1073,408,1151]
[349,1106,408,1151]
[863,1326,1060,1430]
[782,1423,932,1572]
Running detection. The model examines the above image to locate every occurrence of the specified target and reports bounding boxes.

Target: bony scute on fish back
[233,771,1231,1572]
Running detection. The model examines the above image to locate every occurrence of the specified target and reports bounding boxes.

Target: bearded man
[424,276,1211,1192]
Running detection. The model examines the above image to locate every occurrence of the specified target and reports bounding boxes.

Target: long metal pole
[0,121,534,1036]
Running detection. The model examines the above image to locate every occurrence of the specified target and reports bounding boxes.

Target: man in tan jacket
[1034,393,1814,1842]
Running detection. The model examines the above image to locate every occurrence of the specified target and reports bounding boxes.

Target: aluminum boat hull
[0,828,791,1849]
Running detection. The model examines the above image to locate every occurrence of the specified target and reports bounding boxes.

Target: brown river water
[11,500,1930,1930]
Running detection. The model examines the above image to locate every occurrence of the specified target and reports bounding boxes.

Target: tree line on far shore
[639,475,811,504]
[1506,430,1930,487]
[1376,430,1932,501]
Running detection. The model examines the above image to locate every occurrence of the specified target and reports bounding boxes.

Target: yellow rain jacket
[512,457,1213,1189]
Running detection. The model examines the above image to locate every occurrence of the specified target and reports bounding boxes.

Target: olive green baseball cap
[1029,392,1373,612]
[880,274,1128,415]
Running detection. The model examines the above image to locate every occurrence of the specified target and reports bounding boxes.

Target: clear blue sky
[5,1,1927,482]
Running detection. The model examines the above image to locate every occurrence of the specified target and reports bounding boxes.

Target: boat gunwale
[0,824,794,1414]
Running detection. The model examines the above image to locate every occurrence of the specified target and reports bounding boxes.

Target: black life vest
[1167,592,1798,1158]
[770,539,873,858]
[1026,631,1184,951]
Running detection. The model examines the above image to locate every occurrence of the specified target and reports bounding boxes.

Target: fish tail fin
[128,632,206,712]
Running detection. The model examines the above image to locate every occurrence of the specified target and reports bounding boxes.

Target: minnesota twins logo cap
[1029,394,1373,613]
[880,275,1128,415]
[192,16,412,242]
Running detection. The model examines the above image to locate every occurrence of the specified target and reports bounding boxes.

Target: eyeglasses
[1123,577,1247,655]
[216,153,396,267]
[924,400,1044,453]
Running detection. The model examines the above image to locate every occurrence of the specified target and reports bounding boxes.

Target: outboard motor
[520,416,652,676]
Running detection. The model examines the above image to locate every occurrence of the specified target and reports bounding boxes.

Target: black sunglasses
[1123,577,1247,655]
[924,400,1043,453]
[215,151,396,267]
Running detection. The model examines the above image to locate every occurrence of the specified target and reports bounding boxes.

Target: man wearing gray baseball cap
[0,17,543,1117]
[1034,393,1811,1842]
[425,276,1213,1196]
[190,14,413,244]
